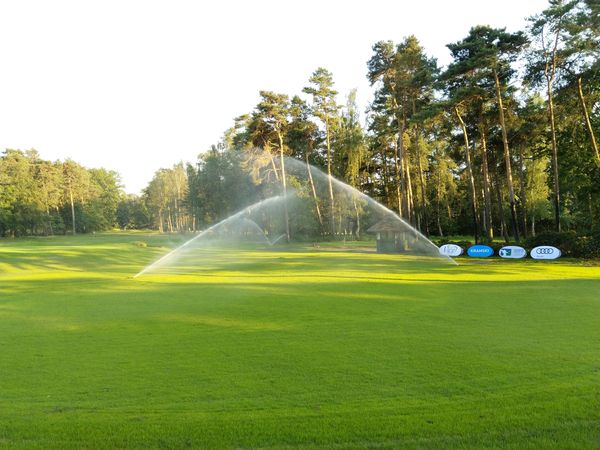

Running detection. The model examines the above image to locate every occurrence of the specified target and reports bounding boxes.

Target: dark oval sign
[467,244,494,258]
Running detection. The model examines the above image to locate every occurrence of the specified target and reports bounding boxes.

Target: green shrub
[574,233,600,259]
[525,231,600,258]
[524,231,578,256]
[434,238,472,249]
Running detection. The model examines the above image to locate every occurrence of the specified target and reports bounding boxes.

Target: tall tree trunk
[577,76,600,166]
[174,175,181,232]
[411,99,428,234]
[455,106,480,243]
[398,116,412,222]
[517,144,527,238]
[539,27,563,231]
[436,169,443,237]
[414,126,429,235]
[489,149,510,243]
[495,179,509,243]
[263,140,280,183]
[45,204,53,236]
[406,161,415,226]
[382,147,391,202]
[493,68,520,242]
[394,139,403,217]
[478,122,493,241]
[69,185,76,235]
[167,208,173,233]
[353,197,361,239]
[305,151,323,227]
[492,170,510,244]
[174,198,179,232]
[277,132,291,242]
[545,72,561,232]
[325,118,335,237]
[269,154,280,182]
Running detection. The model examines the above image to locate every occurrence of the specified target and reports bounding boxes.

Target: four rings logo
[531,246,561,260]
[536,248,555,255]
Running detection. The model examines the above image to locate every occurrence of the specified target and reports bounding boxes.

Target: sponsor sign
[530,246,561,260]
[499,246,527,259]
[467,244,494,258]
[439,244,463,257]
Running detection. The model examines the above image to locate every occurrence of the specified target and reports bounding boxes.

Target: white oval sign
[499,246,527,259]
[530,246,561,260]
[439,244,463,257]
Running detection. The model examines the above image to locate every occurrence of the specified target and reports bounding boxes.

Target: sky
[0,0,549,194]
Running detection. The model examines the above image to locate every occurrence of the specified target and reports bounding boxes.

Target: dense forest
[1,0,598,245]
[0,149,122,236]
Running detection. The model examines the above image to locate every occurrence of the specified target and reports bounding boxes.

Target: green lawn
[1,232,599,449]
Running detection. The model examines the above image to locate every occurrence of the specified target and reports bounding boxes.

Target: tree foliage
[0,150,122,236]
[2,0,598,241]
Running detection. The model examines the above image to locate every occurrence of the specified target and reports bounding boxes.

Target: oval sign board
[467,245,494,258]
[499,246,527,259]
[531,246,561,260]
[439,244,463,257]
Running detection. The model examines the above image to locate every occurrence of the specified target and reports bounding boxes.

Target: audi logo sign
[530,246,561,260]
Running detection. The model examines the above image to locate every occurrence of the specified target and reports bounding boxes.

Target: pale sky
[0,0,548,194]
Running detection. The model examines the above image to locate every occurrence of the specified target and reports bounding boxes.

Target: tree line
[2,0,598,242]
[0,149,121,236]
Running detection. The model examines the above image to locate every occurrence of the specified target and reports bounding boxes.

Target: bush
[488,242,505,255]
[525,231,600,258]
[433,237,472,250]
[574,233,600,259]
[524,231,579,256]
[433,232,600,259]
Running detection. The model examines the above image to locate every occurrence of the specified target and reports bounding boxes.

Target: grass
[0,232,599,449]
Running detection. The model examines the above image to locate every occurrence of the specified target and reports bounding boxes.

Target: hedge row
[524,231,600,259]
[435,231,600,258]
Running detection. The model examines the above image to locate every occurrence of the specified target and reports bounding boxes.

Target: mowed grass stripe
[0,233,599,448]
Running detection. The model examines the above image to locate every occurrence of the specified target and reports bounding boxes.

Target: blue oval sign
[467,244,494,258]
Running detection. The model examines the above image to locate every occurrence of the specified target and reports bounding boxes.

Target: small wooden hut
[367,219,409,253]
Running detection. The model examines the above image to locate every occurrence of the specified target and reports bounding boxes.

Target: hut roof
[366,218,405,233]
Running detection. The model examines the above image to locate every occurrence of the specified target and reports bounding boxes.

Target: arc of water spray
[267,234,287,246]
[283,157,458,266]
[133,194,288,278]
[135,156,457,278]
[238,218,285,247]
[331,175,458,265]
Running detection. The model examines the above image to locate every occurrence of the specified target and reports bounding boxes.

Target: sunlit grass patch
[0,233,599,449]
